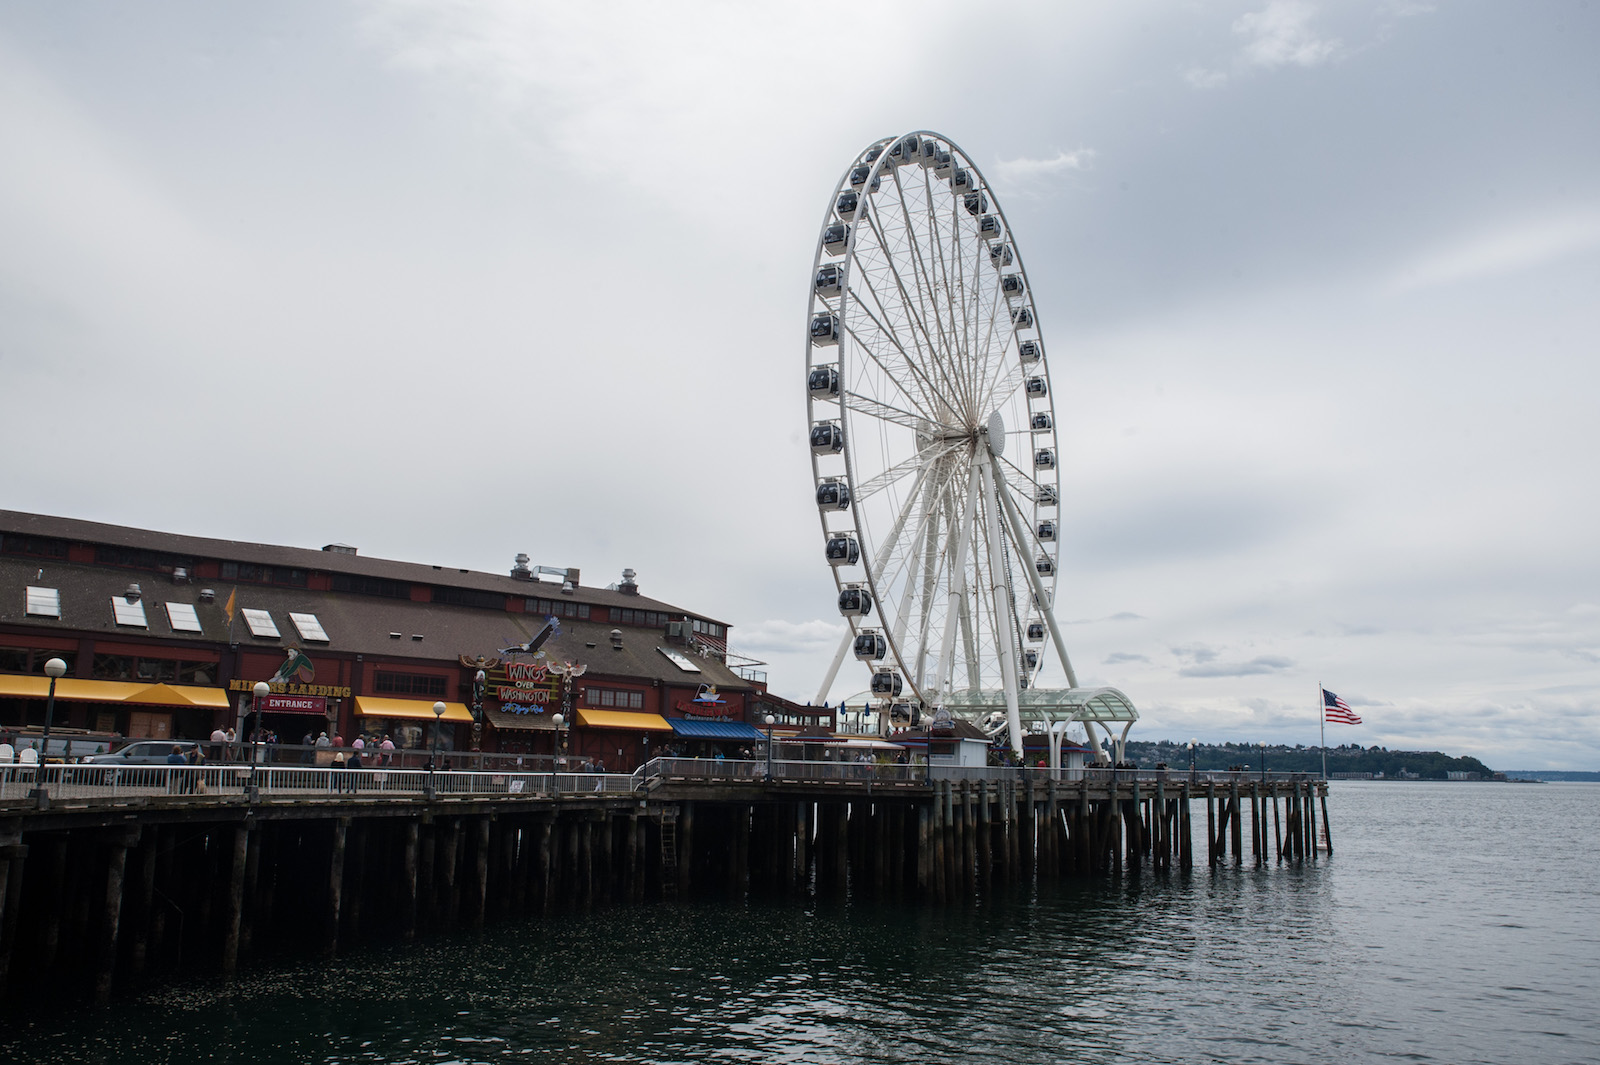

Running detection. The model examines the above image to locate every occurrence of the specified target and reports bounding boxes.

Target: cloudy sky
[2,1,1596,768]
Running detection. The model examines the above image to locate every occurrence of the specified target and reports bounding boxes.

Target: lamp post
[764,713,776,781]
[249,680,270,797]
[552,712,566,769]
[1259,740,1268,785]
[429,700,445,798]
[1188,738,1197,785]
[30,657,67,806]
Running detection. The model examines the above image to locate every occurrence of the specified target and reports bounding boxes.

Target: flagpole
[1319,682,1328,781]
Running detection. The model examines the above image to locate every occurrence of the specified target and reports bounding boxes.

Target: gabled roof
[0,509,726,626]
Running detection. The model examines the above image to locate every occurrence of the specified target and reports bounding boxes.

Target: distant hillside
[1123,740,1495,780]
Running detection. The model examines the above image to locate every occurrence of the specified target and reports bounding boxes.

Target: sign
[489,659,559,713]
[229,679,352,698]
[258,693,327,715]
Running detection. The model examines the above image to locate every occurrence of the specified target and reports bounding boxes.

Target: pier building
[0,511,829,768]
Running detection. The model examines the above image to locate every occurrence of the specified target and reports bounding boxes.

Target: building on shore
[0,510,831,768]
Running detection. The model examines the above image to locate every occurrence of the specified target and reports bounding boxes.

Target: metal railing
[0,759,1323,805]
[0,763,638,803]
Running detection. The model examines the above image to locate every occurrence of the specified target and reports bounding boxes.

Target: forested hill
[1123,741,1495,780]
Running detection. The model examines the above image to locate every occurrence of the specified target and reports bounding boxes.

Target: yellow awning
[354,696,474,723]
[0,674,229,708]
[577,708,673,731]
[124,683,231,709]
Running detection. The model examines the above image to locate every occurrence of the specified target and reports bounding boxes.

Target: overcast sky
[2,1,1596,768]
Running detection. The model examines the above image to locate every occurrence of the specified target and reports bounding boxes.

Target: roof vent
[511,553,533,580]
[124,583,142,603]
[199,588,216,603]
[560,581,574,596]
[322,543,359,555]
[619,568,639,596]
[565,567,580,588]
[172,567,189,583]
[610,628,624,650]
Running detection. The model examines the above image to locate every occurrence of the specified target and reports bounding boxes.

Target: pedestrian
[347,746,363,791]
[210,725,226,761]
[352,735,365,754]
[167,744,186,794]
[380,734,395,766]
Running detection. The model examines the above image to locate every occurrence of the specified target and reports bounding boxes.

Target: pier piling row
[0,775,1328,1004]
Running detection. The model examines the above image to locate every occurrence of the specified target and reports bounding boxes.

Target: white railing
[0,764,639,802]
[0,760,1322,804]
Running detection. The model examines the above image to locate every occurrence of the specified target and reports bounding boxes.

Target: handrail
[0,759,1324,804]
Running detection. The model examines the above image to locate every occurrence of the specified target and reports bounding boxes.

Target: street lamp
[30,657,67,806]
[552,712,566,769]
[429,700,446,798]
[1259,740,1268,785]
[1188,737,1197,784]
[249,680,270,796]
[764,713,776,781]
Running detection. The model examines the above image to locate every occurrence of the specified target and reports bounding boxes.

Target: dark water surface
[3,783,1595,1064]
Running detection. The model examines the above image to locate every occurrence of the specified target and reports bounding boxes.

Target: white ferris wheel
[806,130,1137,760]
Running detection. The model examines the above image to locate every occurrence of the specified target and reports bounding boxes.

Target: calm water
[3,783,1596,1064]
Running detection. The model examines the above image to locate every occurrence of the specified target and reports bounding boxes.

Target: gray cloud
[1105,652,1151,665]
[1178,655,1296,678]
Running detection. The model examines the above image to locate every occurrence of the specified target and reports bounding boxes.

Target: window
[331,573,410,599]
[526,597,590,620]
[92,654,213,684]
[242,608,280,638]
[166,602,203,632]
[433,587,506,610]
[1,648,76,675]
[690,619,727,638]
[220,561,309,587]
[289,612,330,642]
[25,586,61,618]
[111,597,149,628]
[585,688,644,710]
[96,545,195,574]
[1,534,70,560]
[611,608,669,627]
[373,672,449,697]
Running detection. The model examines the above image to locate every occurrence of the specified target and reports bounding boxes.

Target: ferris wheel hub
[985,411,1006,456]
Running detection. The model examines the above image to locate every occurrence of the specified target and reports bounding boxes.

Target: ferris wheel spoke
[841,391,934,433]
[844,275,958,418]
[890,165,973,424]
[858,200,970,417]
[853,441,959,502]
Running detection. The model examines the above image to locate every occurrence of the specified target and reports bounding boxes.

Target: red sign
[259,693,328,715]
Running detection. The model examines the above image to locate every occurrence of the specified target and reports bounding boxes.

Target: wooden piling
[222,825,249,977]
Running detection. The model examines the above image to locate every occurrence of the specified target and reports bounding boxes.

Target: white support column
[995,468,1079,688]
[813,626,854,706]
[977,449,1025,757]
[935,463,981,702]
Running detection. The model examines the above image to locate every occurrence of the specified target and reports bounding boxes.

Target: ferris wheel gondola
[805,130,1083,755]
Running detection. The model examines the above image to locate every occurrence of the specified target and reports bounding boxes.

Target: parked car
[88,740,200,765]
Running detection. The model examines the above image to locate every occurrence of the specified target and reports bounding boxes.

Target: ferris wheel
[806,130,1084,756]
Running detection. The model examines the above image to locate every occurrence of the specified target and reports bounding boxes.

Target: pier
[0,761,1329,1004]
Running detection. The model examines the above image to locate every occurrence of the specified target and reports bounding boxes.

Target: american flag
[1322,688,1362,725]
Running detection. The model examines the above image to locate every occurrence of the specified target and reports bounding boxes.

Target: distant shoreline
[1496,771,1600,782]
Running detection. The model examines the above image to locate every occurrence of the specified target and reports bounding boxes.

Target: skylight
[166,602,203,633]
[111,597,149,628]
[289,612,329,642]
[25,586,61,618]
[242,608,280,638]
[658,647,702,673]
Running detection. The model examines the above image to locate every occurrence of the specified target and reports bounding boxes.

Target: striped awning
[667,717,767,742]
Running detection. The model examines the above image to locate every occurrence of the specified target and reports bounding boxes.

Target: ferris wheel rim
[806,130,1064,714]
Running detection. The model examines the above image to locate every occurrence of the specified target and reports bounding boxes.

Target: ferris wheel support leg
[978,450,1025,757]
[936,463,982,702]
[995,471,1079,689]
[814,626,854,707]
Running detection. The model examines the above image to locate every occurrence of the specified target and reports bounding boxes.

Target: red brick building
[0,510,831,768]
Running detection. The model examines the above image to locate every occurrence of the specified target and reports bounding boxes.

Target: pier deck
[0,760,1329,1004]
